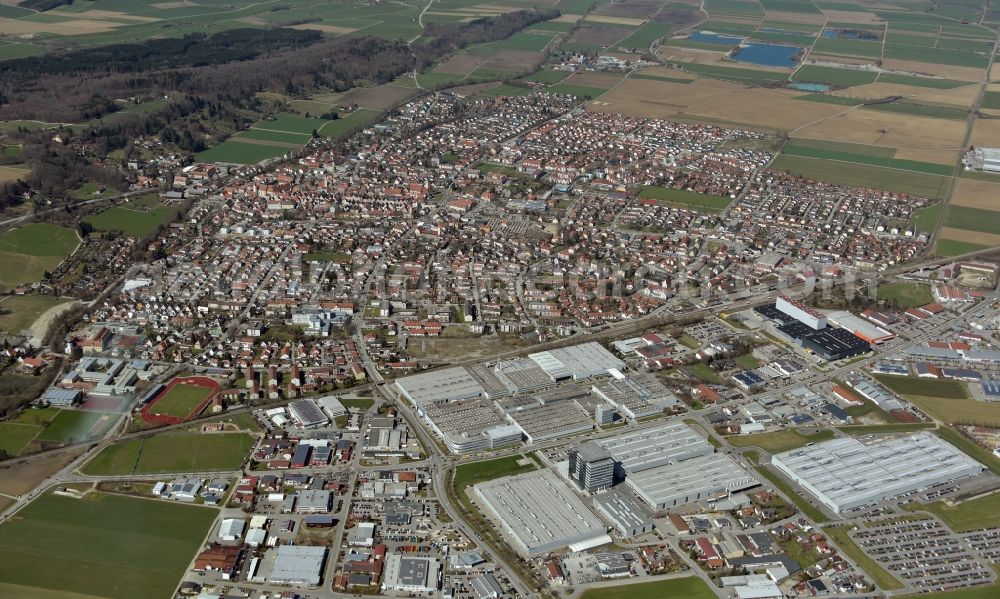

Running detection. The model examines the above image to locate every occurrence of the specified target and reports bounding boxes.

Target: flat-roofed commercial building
[288,399,328,429]
[420,397,521,453]
[776,296,827,330]
[593,492,654,537]
[529,342,625,381]
[592,374,678,421]
[625,453,759,511]
[381,554,441,594]
[772,433,984,514]
[598,421,713,475]
[473,469,607,557]
[395,366,486,408]
[266,545,326,587]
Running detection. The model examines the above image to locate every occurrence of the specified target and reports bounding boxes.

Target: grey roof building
[473,469,607,557]
[381,554,441,593]
[772,433,984,513]
[625,453,759,511]
[593,492,654,537]
[598,421,713,475]
[267,545,326,586]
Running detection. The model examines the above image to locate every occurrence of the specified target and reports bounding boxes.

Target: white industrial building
[776,296,827,330]
[593,493,654,537]
[473,469,608,557]
[625,453,759,511]
[772,433,984,514]
[218,518,245,542]
[592,374,679,421]
[381,554,442,594]
[597,421,714,474]
[317,395,347,418]
[266,545,326,586]
[395,366,486,408]
[528,342,625,381]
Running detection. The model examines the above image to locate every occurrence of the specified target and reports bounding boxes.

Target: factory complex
[772,433,984,513]
[473,469,609,558]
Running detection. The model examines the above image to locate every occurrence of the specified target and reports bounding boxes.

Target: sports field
[0,491,217,599]
[148,382,214,419]
[34,410,112,444]
[82,432,254,475]
[579,576,717,599]
[0,224,79,291]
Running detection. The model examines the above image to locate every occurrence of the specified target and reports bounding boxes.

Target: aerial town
[1,1,1000,599]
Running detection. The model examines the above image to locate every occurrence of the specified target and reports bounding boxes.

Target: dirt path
[28,299,80,348]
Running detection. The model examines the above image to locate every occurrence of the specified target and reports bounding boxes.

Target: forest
[0,10,560,209]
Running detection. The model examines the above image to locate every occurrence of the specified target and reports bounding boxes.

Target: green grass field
[0,491,217,599]
[874,375,968,400]
[149,383,214,419]
[83,432,254,475]
[579,577,717,599]
[781,139,953,176]
[876,282,932,308]
[195,140,289,164]
[84,201,175,238]
[792,65,878,87]
[903,491,1000,532]
[935,238,989,257]
[727,429,835,453]
[769,154,951,199]
[637,186,733,211]
[0,224,79,291]
[340,397,375,411]
[34,410,110,444]
[824,525,904,590]
[838,423,936,435]
[935,427,1000,476]
[545,83,609,98]
[453,454,537,494]
[945,206,1000,237]
[909,203,943,235]
[318,108,382,138]
[0,422,40,455]
[0,295,70,334]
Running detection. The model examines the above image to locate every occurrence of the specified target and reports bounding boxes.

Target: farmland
[83,196,176,238]
[903,492,1000,533]
[0,407,115,457]
[82,432,254,475]
[0,224,79,291]
[874,375,969,400]
[0,295,70,334]
[0,491,217,599]
[197,112,335,164]
[768,154,951,199]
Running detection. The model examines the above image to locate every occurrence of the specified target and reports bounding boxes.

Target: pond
[731,43,802,67]
[787,82,832,91]
[689,31,744,45]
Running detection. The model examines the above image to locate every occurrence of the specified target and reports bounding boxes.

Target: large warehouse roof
[267,545,326,586]
[772,433,983,514]
[598,421,713,473]
[529,342,624,380]
[625,453,759,510]
[473,469,607,557]
[395,366,485,407]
